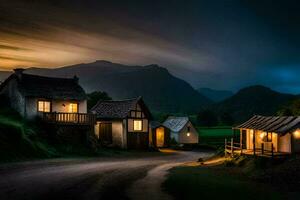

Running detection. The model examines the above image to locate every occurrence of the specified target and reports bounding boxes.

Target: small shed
[163,116,198,144]
[234,115,300,154]
[149,121,171,148]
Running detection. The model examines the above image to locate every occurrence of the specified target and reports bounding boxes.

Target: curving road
[0,150,213,200]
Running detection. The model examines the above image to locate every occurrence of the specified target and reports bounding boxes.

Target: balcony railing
[43,112,96,125]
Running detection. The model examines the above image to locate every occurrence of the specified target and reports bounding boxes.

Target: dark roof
[234,115,300,134]
[0,72,86,100]
[163,116,189,132]
[91,97,152,119]
[150,121,168,129]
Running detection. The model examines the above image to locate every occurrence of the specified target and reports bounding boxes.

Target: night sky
[1,0,300,93]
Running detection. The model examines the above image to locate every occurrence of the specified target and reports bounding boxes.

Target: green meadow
[197,126,236,146]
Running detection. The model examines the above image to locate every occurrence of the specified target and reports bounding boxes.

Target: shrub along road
[0,149,213,200]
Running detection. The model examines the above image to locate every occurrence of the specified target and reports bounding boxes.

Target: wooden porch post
[261,143,264,155]
[271,143,274,158]
[240,129,243,155]
[225,138,227,157]
[231,138,234,155]
[253,130,256,156]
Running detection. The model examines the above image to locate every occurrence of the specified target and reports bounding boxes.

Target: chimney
[73,75,79,83]
[14,68,25,79]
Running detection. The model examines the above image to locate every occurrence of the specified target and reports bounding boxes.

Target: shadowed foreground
[0,150,213,200]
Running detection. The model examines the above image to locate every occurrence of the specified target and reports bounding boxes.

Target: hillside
[211,85,298,123]
[197,88,233,102]
[21,61,212,113]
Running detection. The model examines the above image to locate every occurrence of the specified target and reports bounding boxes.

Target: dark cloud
[0,0,300,93]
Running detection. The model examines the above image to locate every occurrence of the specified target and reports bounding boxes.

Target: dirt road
[0,150,213,200]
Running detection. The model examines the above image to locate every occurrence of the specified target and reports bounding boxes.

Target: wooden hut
[163,116,199,144]
[91,97,152,149]
[233,115,300,156]
[149,121,171,148]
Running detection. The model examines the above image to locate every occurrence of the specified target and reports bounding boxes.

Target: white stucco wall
[112,121,124,147]
[24,99,87,120]
[94,120,127,149]
[51,100,87,113]
[25,97,38,119]
[170,121,198,144]
[178,121,198,144]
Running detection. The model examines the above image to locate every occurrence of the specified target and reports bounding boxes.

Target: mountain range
[211,85,298,123]
[197,88,233,102]
[1,61,299,120]
[21,60,212,113]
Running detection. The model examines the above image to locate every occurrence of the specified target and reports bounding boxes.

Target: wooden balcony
[43,112,96,125]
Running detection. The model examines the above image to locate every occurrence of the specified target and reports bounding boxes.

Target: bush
[197,110,218,127]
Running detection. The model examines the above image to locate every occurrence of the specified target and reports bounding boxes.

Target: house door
[99,122,112,144]
[242,130,247,149]
[156,127,165,147]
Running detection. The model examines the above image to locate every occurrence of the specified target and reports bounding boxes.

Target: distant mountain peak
[239,85,271,91]
[93,60,113,64]
[18,61,212,114]
[211,84,297,123]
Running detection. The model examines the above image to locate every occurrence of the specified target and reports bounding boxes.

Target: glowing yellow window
[38,101,51,112]
[133,120,142,131]
[68,103,78,113]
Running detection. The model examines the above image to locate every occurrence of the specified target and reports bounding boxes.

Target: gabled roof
[90,97,152,119]
[0,71,86,100]
[150,121,169,129]
[163,116,189,132]
[234,115,300,135]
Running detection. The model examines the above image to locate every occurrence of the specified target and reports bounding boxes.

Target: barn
[163,116,198,144]
[91,97,152,149]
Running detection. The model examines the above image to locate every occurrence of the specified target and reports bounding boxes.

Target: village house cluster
[2,69,300,155]
[0,69,198,149]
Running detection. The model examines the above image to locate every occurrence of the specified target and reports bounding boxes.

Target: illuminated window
[133,120,142,131]
[267,133,272,142]
[261,132,272,142]
[68,103,78,113]
[38,101,51,112]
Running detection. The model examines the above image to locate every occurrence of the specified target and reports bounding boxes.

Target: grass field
[197,126,237,146]
[163,165,282,200]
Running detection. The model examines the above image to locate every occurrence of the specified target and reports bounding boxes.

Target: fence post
[261,143,264,155]
[271,143,274,159]
[225,138,227,157]
[231,138,234,155]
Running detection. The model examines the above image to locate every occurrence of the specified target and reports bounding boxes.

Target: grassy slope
[0,113,59,162]
[164,166,282,200]
[164,156,300,200]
